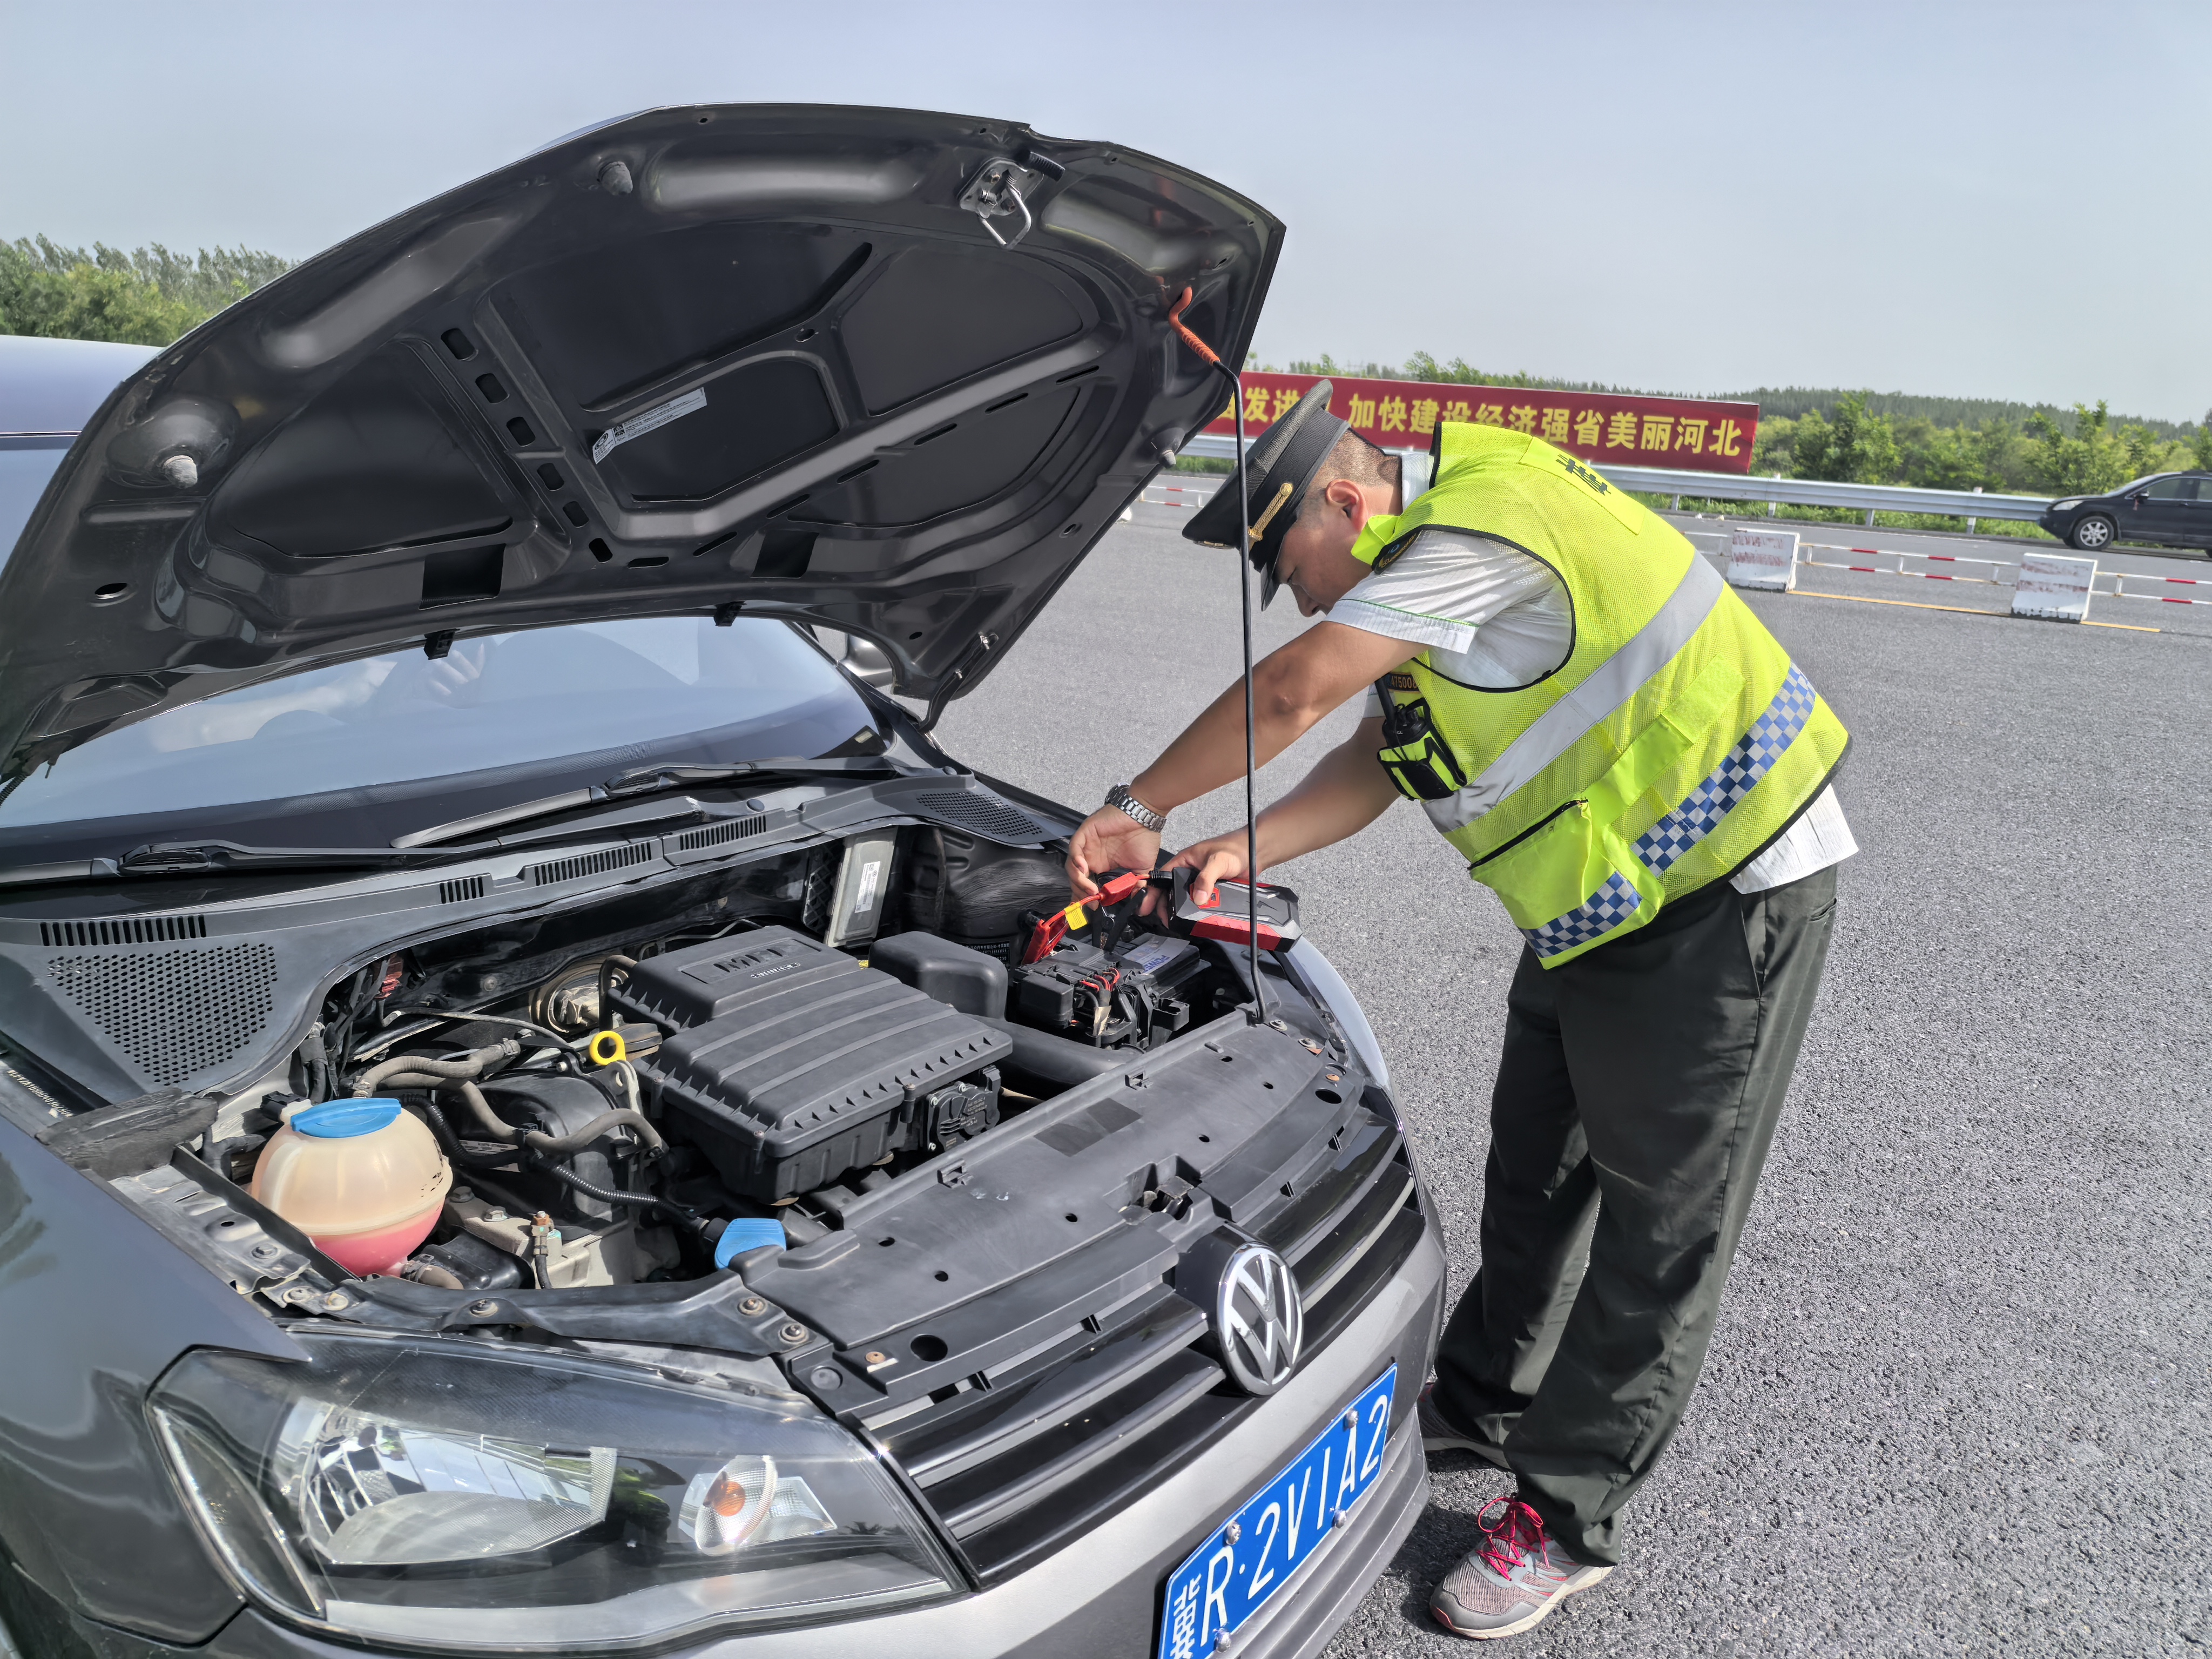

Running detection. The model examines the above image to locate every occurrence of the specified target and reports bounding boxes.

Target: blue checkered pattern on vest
[1634,664,1818,876]
[1516,664,1819,961]
[1522,871,1642,959]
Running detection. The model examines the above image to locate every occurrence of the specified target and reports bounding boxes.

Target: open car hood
[0,105,1279,783]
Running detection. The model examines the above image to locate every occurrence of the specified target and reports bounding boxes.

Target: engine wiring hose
[411,1102,539,1222]
[355,1039,520,1097]
[541,1164,708,1232]
[376,1007,588,1056]
[597,955,638,1024]
[489,1101,666,1159]
[977,1016,1125,1090]
[356,1040,663,1162]
[410,1098,524,1170]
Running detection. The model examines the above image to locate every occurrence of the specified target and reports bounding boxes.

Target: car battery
[1010,930,1203,1048]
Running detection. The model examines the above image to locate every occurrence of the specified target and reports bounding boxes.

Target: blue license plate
[1156,1365,1397,1659]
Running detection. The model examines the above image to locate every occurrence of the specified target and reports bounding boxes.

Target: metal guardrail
[1591,464,2052,523]
[1179,434,2054,525]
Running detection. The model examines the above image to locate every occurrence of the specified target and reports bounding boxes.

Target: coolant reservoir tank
[251,1098,451,1277]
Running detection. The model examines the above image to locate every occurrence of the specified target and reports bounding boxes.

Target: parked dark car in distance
[2039,470,2212,554]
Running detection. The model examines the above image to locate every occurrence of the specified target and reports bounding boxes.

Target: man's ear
[1322,477,1371,531]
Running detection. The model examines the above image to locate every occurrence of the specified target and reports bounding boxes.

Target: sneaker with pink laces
[1429,1497,1613,1640]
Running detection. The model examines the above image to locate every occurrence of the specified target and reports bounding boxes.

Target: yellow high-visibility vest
[1360,421,1849,966]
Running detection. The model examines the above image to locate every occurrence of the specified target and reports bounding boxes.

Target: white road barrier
[1680,528,2208,626]
[1139,482,1214,509]
[2105,569,2212,608]
[1724,528,1799,591]
[2011,552,2098,622]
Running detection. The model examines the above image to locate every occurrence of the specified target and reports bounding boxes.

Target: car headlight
[149,1330,960,1651]
[2052,498,2083,511]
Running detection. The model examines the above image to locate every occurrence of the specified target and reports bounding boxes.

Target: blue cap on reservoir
[292,1098,404,1138]
[714,1217,787,1270]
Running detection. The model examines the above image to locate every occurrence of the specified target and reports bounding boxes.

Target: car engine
[131,827,1288,1297]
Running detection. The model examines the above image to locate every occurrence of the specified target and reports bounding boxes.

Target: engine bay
[86,825,1316,1304]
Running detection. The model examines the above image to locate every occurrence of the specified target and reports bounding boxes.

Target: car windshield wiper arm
[114,841,457,876]
[0,845,455,886]
[392,756,913,848]
[599,756,912,795]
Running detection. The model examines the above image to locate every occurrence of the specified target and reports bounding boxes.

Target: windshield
[1,437,72,561]
[2110,474,2170,496]
[0,617,875,833]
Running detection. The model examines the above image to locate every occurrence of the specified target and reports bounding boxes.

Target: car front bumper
[187,1220,1445,1659]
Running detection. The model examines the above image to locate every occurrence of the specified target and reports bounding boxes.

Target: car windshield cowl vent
[39,914,208,948]
[912,788,1049,847]
[45,940,276,1088]
[527,841,656,887]
[437,874,487,905]
[674,815,768,853]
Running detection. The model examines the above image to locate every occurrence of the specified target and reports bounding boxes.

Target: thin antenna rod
[1166,288,1268,1025]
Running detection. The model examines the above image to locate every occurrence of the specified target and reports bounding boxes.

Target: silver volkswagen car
[0,105,1443,1659]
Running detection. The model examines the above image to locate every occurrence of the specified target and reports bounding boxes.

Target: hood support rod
[1168,288,1267,1027]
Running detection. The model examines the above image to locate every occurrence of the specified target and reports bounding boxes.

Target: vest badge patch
[1553,453,1611,496]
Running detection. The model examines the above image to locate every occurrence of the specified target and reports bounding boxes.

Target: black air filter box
[614,926,855,1027]
[625,935,1013,1199]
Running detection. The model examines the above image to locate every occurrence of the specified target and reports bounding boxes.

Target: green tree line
[1751,394,2211,498]
[1,235,293,346]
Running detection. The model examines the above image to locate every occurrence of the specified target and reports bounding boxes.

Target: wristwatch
[1104,783,1166,833]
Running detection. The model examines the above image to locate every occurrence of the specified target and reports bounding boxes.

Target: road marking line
[1786,590,2161,632]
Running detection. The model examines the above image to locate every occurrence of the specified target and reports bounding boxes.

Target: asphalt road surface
[933,505,2210,1658]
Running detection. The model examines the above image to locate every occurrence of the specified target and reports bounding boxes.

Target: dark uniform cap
[1181,379,1348,608]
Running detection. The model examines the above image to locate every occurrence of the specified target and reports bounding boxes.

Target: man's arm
[1161,718,1400,902]
[1066,622,1417,894]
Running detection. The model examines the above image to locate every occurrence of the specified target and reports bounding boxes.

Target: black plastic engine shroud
[616,926,1011,1199]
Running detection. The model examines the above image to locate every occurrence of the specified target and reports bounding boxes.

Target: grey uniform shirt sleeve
[1330,528,1574,716]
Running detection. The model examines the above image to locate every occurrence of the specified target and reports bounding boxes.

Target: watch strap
[1105,784,1166,833]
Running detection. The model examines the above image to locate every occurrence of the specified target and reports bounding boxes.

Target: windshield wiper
[109,841,457,876]
[391,756,912,848]
[601,756,911,795]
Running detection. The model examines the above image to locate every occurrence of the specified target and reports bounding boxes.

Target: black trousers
[1430,863,1838,1566]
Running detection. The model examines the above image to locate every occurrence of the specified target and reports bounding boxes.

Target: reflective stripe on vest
[1418,552,1725,835]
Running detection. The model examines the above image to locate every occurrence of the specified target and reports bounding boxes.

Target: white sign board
[1726,527,1799,591]
[2011,551,2096,622]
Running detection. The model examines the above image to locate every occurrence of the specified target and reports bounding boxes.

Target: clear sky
[6,0,2204,421]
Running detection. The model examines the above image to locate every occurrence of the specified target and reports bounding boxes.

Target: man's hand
[1065,806,1161,902]
[1158,831,1251,908]
[1140,719,1400,911]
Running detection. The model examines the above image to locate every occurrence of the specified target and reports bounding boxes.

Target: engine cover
[619,929,1011,1199]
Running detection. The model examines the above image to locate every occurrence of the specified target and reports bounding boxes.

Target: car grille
[860,1091,1424,1584]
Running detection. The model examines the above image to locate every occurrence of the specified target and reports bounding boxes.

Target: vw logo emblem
[1215,1243,1303,1395]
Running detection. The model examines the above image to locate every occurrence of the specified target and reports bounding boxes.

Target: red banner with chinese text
[1203,373,1761,476]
